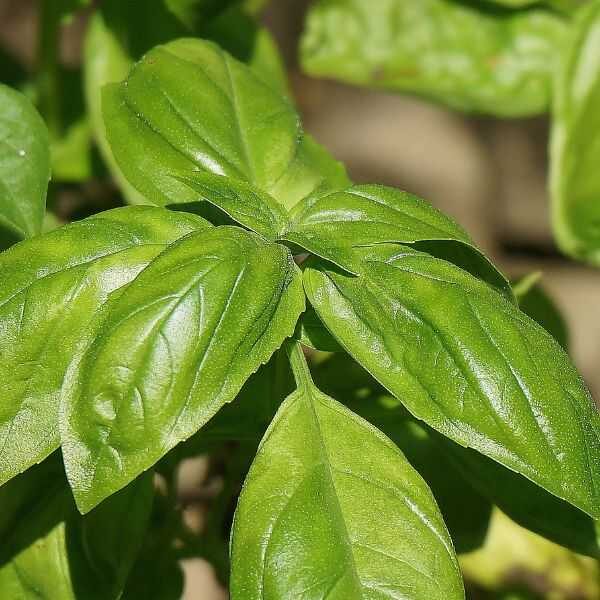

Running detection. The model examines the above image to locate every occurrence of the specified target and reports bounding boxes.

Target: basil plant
[0,34,599,600]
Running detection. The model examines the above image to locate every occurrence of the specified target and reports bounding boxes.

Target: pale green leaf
[102,38,349,211]
[0,207,209,487]
[304,244,600,519]
[550,0,600,264]
[230,343,464,599]
[0,84,50,242]
[175,171,290,239]
[85,2,293,205]
[301,0,567,117]
[61,226,304,512]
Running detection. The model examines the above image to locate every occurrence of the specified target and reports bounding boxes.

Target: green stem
[285,340,313,390]
[37,1,62,137]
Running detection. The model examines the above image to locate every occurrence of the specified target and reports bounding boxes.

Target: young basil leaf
[0,84,50,242]
[230,343,464,599]
[0,207,209,488]
[439,435,600,557]
[61,226,304,513]
[0,454,153,600]
[301,0,566,117]
[84,2,289,205]
[282,183,512,295]
[550,0,600,264]
[304,244,600,519]
[174,171,290,239]
[312,353,492,554]
[102,38,349,210]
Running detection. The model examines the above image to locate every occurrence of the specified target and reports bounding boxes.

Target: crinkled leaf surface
[0,207,208,487]
[301,0,566,117]
[230,345,464,599]
[0,84,50,242]
[551,0,600,264]
[283,183,511,294]
[175,171,289,239]
[62,226,304,512]
[304,244,600,518]
[102,38,349,210]
[312,353,492,554]
[84,1,288,205]
[0,454,153,599]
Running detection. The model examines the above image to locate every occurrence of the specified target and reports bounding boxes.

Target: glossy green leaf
[312,353,492,554]
[283,183,512,294]
[304,244,600,519]
[230,343,464,599]
[0,207,209,487]
[175,171,290,239]
[513,273,569,351]
[301,0,567,117]
[0,84,50,241]
[102,38,349,211]
[61,226,304,512]
[440,435,600,557]
[550,0,600,264]
[0,454,153,599]
[85,2,292,205]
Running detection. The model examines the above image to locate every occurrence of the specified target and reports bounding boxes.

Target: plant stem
[285,340,313,390]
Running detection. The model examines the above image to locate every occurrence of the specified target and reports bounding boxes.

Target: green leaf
[61,226,304,512]
[283,183,512,294]
[0,454,153,600]
[175,171,290,239]
[301,0,567,117]
[0,207,209,487]
[312,353,492,554]
[513,273,569,351]
[0,84,50,241]
[304,244,600,519]
[230,343,464,599]
[550,0,600,264]
[440,435,600,557]
[85,2,293,205]
[102,38,349,211]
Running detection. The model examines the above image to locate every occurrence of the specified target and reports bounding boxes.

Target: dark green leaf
[439,435,600,557]
[283,184,512,294]
[0,207,209,487]
[301,0,567,117]
[0,454,153,599]
[550,0,600,264]
[61,226,304,512]
[175,171,290,239]
[230,343,464,599]
[0,84,50,241]
[294,304,344,352]
[312,353,492,554]
[102,38,349,210]
[513,273,569,351]
[304,244,600,518]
